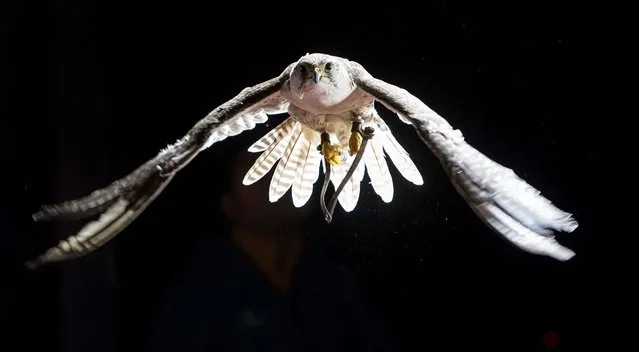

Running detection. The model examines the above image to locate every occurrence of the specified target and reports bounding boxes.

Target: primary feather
[27,53,578,268]
[269,122,305,202]
[244,111,424,212]
[374,116,424,186]
[242,118,296,186]
[291,126,322,207]
[364,132,394,203]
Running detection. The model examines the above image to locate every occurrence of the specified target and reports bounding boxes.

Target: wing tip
[412,174,425,186]
[247,145,264,153]
[550,213,578,233]
[292,197,309,208]
[339,200,357,213]
[562,217,579,233]
[548,245,576,261]
[32,204,60,222]
[268,191,282,204]
[242,175,256,186]
[32,211,45,222]
[24,259,41,270]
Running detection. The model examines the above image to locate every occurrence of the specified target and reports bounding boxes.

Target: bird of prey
[26,53,578,269]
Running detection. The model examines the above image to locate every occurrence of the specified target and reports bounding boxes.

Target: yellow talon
[322,140,342,165]
[349,130,363,156]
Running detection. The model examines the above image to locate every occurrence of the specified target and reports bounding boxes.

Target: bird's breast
[282,82,373,115]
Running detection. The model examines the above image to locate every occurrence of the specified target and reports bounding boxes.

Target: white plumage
[291,126,322,207]
[28,52,579,268]
[243,111,424,212]
[242,118,296,186]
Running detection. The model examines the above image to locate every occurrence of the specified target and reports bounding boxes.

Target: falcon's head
[288,53,355,108]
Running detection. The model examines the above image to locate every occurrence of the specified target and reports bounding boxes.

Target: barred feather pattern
[242,118,296,186]
[244,111,424,212]
[269,122,305,202]
[291,127,322,207]
[201,94,289,150]
[243,117,325,207]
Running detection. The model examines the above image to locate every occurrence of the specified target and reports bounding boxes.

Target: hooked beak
[312,66,324,84]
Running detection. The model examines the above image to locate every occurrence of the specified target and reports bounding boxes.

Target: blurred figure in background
[146,146,397,352]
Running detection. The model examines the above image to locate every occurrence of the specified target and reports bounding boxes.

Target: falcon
[26,53,578,268]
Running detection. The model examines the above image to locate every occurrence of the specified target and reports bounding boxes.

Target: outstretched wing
[349,61,578,261]
[26,62,297,269]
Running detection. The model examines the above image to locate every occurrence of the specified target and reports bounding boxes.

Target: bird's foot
[319,140,342,165]
[349,130,363,156]
[322,141,342,165]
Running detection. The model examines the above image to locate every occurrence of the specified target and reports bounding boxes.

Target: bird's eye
[325,62,333,71]
[299,65,307,74]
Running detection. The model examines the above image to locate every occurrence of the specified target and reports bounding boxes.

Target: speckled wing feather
[350,61,578,261]
[26,62,297,269]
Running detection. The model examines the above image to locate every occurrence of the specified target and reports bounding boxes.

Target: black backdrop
[2,1,630,351]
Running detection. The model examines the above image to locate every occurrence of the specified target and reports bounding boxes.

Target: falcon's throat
[296,79,332,109]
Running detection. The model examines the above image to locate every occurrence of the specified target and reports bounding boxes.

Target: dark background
[2,1,631,351]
